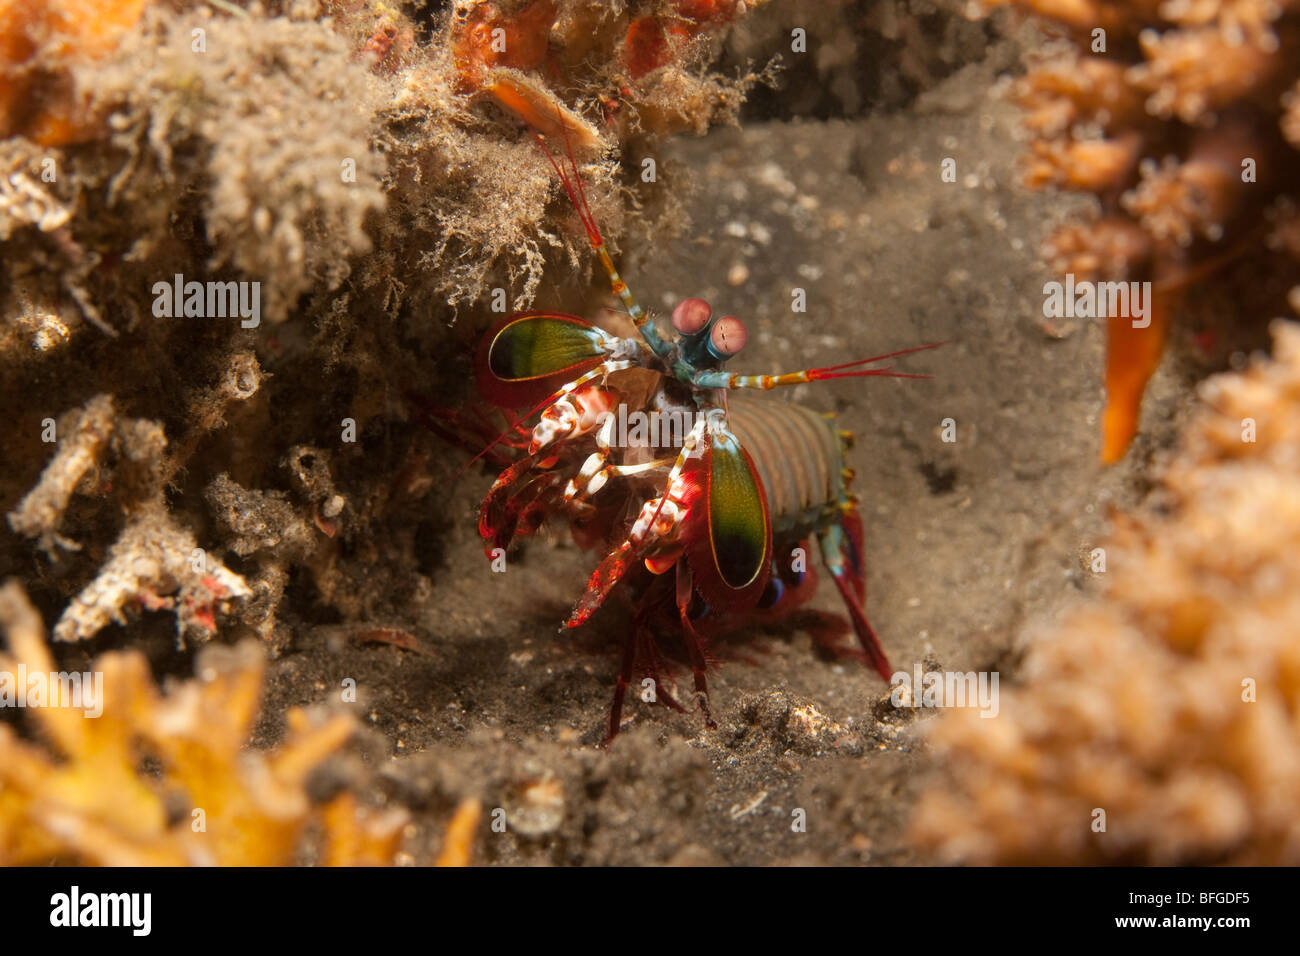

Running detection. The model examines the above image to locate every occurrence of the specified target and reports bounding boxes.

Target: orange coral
[1101,283,1173,462]
[0,582,405,866]
[0,0,147,145]
[990,0,1300,461]
[447,0,765,143]
[433,799,483,867]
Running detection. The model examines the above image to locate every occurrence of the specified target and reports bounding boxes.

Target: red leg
[675,562,715,728]
[640,626,686,714]
[819,520,892,681]
[605,627,638,746]
[825,562,891,680]
[604,586,685,745]
[839,508,868,604]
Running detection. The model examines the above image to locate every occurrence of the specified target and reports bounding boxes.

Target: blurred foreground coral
[985,0,1300,460]
[913,320,1300,864]
[0,582,486,865]
[0,0,146,145]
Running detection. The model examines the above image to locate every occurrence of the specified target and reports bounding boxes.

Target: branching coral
[0,140,71,239]
[986,0,1300,461]
[54,500,253,645]
[0,581,407,865]
[6,394,116,552]
[913,320,1300,864]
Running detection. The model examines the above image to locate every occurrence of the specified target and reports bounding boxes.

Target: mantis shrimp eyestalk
[465,130,942,743]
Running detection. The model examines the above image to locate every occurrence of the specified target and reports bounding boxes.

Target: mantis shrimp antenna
[692,341,948,390]
[531,127,673,362]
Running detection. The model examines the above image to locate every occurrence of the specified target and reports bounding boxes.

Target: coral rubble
[7,394,253,646]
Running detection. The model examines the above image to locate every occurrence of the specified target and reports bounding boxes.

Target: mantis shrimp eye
[709,316,747,358]
[671,297,712,335]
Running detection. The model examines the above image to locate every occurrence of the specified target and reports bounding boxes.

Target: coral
[912,320,1300,864]
[205,473,315,559]
[0,0,146,146]
[0,140,71,239]
[0,0,769,345]
[6,393,115,551]
[986,0,1300,461]
[52,499,252,645]
[375,0,771,314]
[0,580,493,865]
[203,471,324,651]
[449,0,768,141]
[89,7,389,326]
[7,393,255,646]
[431,799,482,867]
[0,581,405,866]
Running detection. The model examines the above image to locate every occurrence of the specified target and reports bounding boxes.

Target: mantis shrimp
[469,135,940,742]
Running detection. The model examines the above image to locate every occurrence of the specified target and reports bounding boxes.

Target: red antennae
[805,341,947,381]
[552,102,601,243]
[719,340,945,390]
[814,341,948,374]
[532,101,607,250]
[533,131,603,247]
